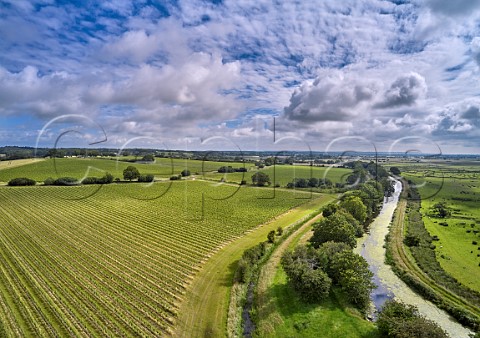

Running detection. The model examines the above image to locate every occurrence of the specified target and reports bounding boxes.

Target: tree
[138,174,154,182]
[276,226,283,236]
[390,166,401,175]
[308,177,319,187]
[329,250,375,312]
[267,230,275,243]
[310,213,357,248]
[281,246,331,302]
[377,300,447,338]
[340,196,367,224]
[252,172,271,186]
[432,202,450,218]
[322,203,338,218]
[181,169,191,177]
[336,209,363,237]
[141,154,155,162]
[123,166,140,181]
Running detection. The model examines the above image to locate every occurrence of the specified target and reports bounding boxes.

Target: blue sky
[1,0,480,153]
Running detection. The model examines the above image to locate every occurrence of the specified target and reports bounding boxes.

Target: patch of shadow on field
[219,261,240,287]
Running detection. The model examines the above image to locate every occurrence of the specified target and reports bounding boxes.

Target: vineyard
[0,181,309,336]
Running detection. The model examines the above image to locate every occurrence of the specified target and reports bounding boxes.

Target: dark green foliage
[281,246,331,302]
[267,230,276,243]
[329,250,375,311]
[44,177,55,185]
[138,174,154,182]
[8,177,36,186]
[52,177,78,186]
[308,177,319,187]
[181,169,191,177]
[170,175,180,180]
[432,202,451,218]
[276,226,283,236]
[81,173,114,185]
[251,172,271,187]
[123,166,140,181]
[322,203,338,218]
[81,177,98,185]
[237,242,268,283]
[218,166,247,173]
[390,167,401,175]
[310,212,357,248]
[141,154,155,162]
[377,300,447,337]
[404,235,420,247]
[316,241,350,258]
[340,196,367,224]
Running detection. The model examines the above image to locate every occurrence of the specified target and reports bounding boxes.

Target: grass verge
[174,194,335,337]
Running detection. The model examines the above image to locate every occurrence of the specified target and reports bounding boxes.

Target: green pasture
[204,165,352,186]
[403,167,480,293]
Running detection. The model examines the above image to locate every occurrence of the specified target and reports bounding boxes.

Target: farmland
[0,157,255,183]
[205,165,352,186]
[0,181,310,336]
[400,161,480,293]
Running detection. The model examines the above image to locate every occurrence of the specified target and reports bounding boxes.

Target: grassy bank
[385,180,480,331]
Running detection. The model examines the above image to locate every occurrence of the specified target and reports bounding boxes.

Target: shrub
[404,235,420,247]
[44,177,55,185]
[181,169,191,177]
[170,175,180,180]
[53,177,78,186]
[377,300,447,337]
[138,174,154,182]
[8,177,36,186]
[81,177,98,185]
[267,230,275,243]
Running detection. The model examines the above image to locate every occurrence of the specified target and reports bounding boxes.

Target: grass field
[205,165,352,186]
[0,158,254,183]
[402,163,480,293]
[0,181,308,336]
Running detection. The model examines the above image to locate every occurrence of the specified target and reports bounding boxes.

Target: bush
[170,175,180,180]
[44,177,55,185]
[53,177,78,186]
[138,174,154,182]
[82,173,114,185]
[267,230,275,243]
[404,235,420,247]
[81,177,98,185]
[377,300,447,337]
[8,177,36,186]
[181,169,191,177]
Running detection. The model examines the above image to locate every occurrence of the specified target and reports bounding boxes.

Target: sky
[1,0,480,154]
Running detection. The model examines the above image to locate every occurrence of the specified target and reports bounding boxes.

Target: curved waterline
[354,180,473,338]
